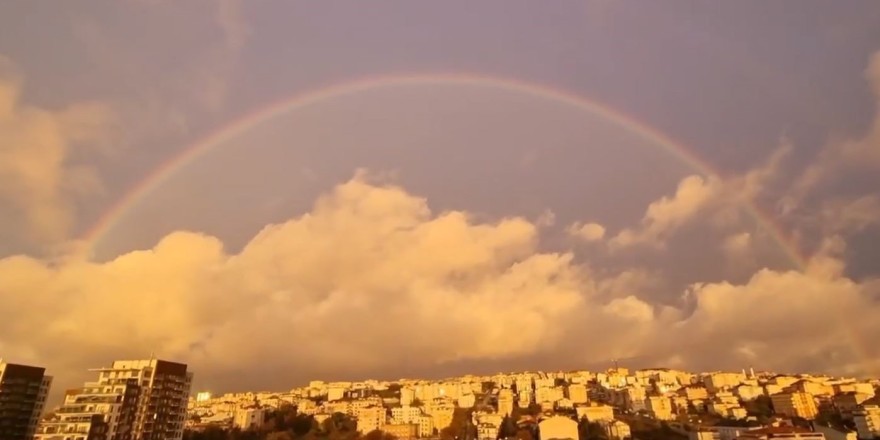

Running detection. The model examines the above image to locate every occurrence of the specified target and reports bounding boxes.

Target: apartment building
[35,358,192,440]
[0,361,52,440]
[736,426,825,440]
[770,392,818,420]
[854,405,880,439]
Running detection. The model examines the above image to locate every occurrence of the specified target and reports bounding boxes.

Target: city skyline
[1,1,880,407]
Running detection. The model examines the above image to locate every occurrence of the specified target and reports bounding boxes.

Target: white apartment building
[392,406,423,424]
[647,396,674,421]
[356,405,386,434]
[498,389,514,416]
[233,406,265,430]
[576,403,614,422]
[568,384,588,404]
[417,414,434,437]
[35,358,193,440]
[328,387,346,401]
[539,416,578,440]
[459,393,476,408]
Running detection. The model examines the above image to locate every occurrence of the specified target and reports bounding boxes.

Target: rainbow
[82,72,808,270]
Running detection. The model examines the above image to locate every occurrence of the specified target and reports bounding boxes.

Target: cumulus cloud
[2,175,878,398]
[609,175,722,249]
[0,176,587,393]
[0,55,114,248]
[676,262,880,376]
[567,221,606,242]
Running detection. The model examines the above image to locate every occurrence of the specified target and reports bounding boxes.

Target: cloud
[567,221,606,242]
[0,175,586,393]
[677,262,880,376]
[2,174,878,399]
[820,195,880,235]
[0,55,115,248]
[789,51,880,200]
[722,232,752,258]
[609,175,722,249]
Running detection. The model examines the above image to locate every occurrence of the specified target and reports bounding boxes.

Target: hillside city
[3,359,880,440]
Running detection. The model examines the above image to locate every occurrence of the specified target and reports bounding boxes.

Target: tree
[744,395,773,419]
[361,430,397,440]
[515,428,534,440]
[578,420,607,440]
[499,415,517,439]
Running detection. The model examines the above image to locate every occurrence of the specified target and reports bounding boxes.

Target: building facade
[35,358,192,440]
[0,361,52,440]
[770,392,818,420]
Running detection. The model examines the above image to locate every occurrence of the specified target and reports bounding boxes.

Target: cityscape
[3,358,880,440]
[2,3,880,440]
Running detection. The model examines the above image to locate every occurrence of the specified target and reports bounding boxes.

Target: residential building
[498,389,514,416]
[713,425,761,440]
[833,393,872,415]
[601,420,631,440]
[0,361,52,440]
[576,403,614,422]
[690,431,721,440]
[735,385,765,402]
[392,406,422,424]
[771,392,818,420]
[478,423,499,440]
[812,424,856,440]
[35,358,193,440]
[459,393,476,408]
[568,384,588,404]
[425,400,454,431]
[854,405,880,439]
[383,423,418,440]
[681,385,710,401]
[233,406,265,430]
[705,373,745,393]
[417,415,434,437]
[356,406,386,433]
[400,388,415,407]
[538,416,578,440]
[736,426,825,440]
[647,396,674,421]
[328,387,346,401]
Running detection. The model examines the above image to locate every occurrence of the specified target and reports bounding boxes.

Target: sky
[1,1,880,400]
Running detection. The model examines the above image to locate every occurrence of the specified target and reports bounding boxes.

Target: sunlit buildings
[35,358,192,440]
[854,405,880,439]
[0,361,52,440]
[770,392,818,420]
[538,415,578,440]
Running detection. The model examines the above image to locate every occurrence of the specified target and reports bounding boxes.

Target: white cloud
[567,221,606,242]
[609,174,722,249]
[0,55,115,248]
[2,175,877,397]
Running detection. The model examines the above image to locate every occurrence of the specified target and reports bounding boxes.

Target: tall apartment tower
[0,360,53,440]
[35,358,193,440]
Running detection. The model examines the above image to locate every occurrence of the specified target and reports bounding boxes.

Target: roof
[746,427,812,435]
